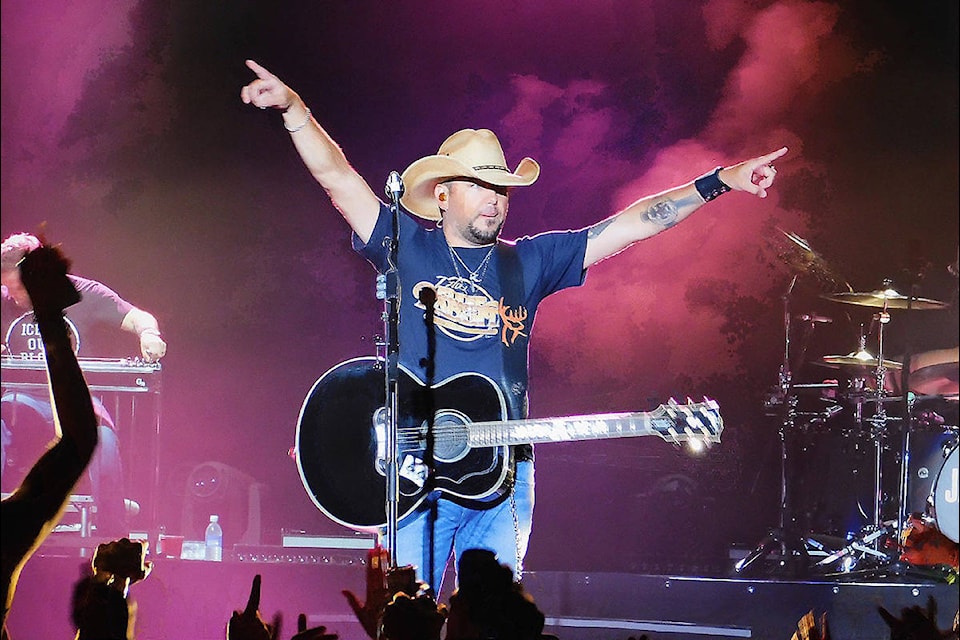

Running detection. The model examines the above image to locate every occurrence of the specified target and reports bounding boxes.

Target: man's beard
[467,217,503,245]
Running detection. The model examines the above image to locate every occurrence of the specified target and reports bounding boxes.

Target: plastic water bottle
[204,515,223,562]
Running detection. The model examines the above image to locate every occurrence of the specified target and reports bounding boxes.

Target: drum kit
[736,231,959,578]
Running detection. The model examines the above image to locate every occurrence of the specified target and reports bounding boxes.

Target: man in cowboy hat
[241,59,786,595]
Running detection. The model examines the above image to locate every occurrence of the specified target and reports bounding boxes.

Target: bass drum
[907,429,959,517]
[931,445,959,543]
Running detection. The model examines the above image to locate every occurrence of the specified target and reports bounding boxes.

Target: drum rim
[931,444,959,544]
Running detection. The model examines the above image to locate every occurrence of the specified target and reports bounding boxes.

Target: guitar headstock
[652,397,723,445]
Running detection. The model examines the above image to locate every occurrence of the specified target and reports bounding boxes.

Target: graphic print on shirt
[497,299,527,346]
[413,277,528,347]
[4,311,81,358]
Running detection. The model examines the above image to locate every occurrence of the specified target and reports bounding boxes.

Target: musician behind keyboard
[1,232,167,537]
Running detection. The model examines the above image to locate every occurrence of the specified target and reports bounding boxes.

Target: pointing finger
[245,574,262,616]
[342,589,363,616]
[758,146,788,165]
[270,612,283,640]
[876,606,898,627]
[245,59,274,80]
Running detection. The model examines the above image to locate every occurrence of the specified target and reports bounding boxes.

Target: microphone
[418,284,437,309]
[418,285,437,323]
[385,171,404,201]
[797,313,832,324]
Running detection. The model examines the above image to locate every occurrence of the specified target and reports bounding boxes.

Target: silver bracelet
[283,108,312,133]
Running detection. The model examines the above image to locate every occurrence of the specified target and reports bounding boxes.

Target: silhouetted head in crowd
[381,591,447,640]
[445,549,546,640]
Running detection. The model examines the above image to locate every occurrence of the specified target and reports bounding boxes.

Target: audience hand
[878,596,952,640]
[71,539,152,640]
[228,575,282,640]
[342,545,392,640]
[18,242,81,319]
[290,613,338,640]
[92,538,152,595]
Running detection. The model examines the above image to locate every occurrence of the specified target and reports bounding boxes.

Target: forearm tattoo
[641,199,680,228]
[587,217,616,239]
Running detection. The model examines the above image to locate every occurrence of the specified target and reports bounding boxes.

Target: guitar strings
[391,421,709,442]
[393,421,706,435]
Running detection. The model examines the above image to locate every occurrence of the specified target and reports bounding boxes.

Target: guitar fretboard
[464,401,722,448]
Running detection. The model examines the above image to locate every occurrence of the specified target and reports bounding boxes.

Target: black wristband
[694,167,731,202]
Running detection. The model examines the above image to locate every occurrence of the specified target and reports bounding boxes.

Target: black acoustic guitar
[295,357,723,530]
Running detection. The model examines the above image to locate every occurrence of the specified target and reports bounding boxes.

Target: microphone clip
[385,171,404,204]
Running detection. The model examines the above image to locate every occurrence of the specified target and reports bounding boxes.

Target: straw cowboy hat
[400,128,540,221]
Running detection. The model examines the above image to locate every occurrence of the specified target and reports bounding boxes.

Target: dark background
[2,0,957,573]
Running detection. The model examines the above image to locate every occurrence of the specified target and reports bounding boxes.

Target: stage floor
[6,537,958,640]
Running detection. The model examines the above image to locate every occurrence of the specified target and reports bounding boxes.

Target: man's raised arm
[583,147,788,268]
[240,59,382,244]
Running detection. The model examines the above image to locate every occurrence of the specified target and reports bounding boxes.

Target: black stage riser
[6,554,957,640]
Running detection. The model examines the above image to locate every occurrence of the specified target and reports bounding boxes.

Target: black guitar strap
[496,242,528,422]
[495,241,530,575]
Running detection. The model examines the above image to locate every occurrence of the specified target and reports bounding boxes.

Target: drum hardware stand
[848,325,871,430]
[815,525,895,571]
[815,278,954,577]
[869,307,891,537]
[816,286,917,577]
[735,276,826,576]
[894,285,919,553]
[882,283,950,581]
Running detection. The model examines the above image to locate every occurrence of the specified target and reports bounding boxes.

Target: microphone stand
[381,171,404,568]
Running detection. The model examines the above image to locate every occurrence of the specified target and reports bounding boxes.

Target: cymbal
[822,287,948,310]
[775,229,852,292]
[819,352,903,370]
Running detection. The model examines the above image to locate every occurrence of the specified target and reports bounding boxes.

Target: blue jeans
[1,391,127,536]
[394,459,534,594]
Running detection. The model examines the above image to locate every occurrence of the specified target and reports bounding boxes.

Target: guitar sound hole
[429,411,471,463]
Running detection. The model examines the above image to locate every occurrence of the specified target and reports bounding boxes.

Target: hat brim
[400,155,540,221]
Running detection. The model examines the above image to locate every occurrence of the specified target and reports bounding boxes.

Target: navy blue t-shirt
[354,202,588,433]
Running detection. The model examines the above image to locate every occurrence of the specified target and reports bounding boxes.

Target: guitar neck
[465,402,721,448]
